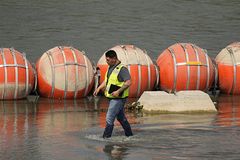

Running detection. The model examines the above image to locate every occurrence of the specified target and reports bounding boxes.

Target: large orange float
[0,48,35,99]
[215,42,240,94]
[36,46,94,99]
[156,43,215,93]
[97,45,159,98]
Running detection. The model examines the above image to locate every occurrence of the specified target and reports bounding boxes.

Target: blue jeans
[103,98,133,138]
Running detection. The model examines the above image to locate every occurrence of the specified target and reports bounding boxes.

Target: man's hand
[111,79,131,97]
[111,90,120,97]
[93,80,106,97]
[93,88,100,97]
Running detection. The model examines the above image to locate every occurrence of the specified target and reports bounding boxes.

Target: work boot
[103,124,114,138]
[119,120,133,137]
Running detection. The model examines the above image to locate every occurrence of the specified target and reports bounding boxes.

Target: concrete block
[138,91,217,113]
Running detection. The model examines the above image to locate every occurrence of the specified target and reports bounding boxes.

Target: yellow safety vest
[104,64,129,98]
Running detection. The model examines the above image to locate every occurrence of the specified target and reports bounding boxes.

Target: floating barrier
[215,42,240,94]
[156,43,215,93]
[97,45,159,97]
[36,46,94,99]
[0,48,35,99]
[138,91,217,113]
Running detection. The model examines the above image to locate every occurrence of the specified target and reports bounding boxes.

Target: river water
[0,0,240,63]
[0,95,240,160]
[0,0,240,159]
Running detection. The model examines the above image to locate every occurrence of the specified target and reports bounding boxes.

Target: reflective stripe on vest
[104,64,129,98]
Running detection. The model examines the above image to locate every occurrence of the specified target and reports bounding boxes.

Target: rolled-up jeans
[103,98,133,137]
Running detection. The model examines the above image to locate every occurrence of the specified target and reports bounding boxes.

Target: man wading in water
[93,50,133,138]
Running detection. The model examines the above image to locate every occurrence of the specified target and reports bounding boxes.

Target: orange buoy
[36,46,94,99]
[156,43,215,93]
[0,48,35,99]
[97,45,159,98]
[215,42,240,94]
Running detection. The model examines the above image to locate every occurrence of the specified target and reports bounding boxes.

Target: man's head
[105,50,118,66]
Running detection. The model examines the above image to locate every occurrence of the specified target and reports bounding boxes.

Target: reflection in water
[103,144,128,160]
[0,96,138,133]
[0,99,37,114]
[0,96,139,160]
[1,95,240,159]
[216,95,240,126]
[0,96,108,114]
[0,96,110,160]
[0,102,41,159]
[36,96,103,113]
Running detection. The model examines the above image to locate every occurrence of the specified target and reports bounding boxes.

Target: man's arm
[111,79,131,97]
[93,80,106,96]
[118,79,131,93]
